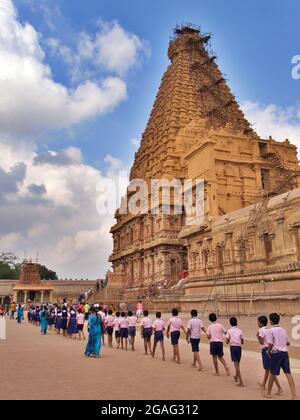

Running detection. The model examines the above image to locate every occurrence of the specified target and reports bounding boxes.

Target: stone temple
[107,25,300,315]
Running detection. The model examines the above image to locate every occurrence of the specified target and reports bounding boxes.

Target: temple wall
[0,279,97,304]
[148,188,300,315]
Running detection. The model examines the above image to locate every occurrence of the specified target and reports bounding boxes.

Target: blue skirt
[55,317,62,330]
[67,318,78,335]
[61,318,68,330]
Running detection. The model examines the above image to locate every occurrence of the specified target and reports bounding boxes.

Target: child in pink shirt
[265,313,297,400]
[257,315,282,394]
[187,309,207,372]
[119,312,129,351]
[113,312,121,349]
[167,309,187,364]
[141,310,153,355]
[226,317,244,387]
[105,310,115,348]
[152,312,166,361]
[206,313,230,377]
[127,311,137,351]
[76,309,86,341]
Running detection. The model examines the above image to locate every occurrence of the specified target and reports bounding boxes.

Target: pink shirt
[76,313,85,325]
[153,319,165,332]
[168,316,183,333]
[113,318,120,331]
[268,326,289,352]
[187,318,203,339]
[227,327,243,347]
[105,315,115,327]
[137,303,143,311]
[141,317,152,329]
[119,317,129,329]
[128,316,137,327]
[207,323,226,343]
[259,327,271,349]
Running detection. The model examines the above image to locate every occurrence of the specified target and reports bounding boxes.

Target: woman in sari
[85,307,105,358]
[40,306,49,335]
[17,305,23,324]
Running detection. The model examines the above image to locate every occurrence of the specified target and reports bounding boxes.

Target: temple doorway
[3,296,11,305]
[29,291,36,302]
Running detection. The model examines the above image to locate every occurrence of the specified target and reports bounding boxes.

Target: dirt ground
[0,316,300,400]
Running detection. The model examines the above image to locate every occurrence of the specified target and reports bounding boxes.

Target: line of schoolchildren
[104,308,297,400]
[27,304,86,340]
[27,304,297,400]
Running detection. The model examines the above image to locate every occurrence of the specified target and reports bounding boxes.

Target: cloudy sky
[0,0,300,279]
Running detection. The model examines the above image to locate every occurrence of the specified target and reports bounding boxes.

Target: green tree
[38,265,58,281]
[0,253,58,280]
[0,252,21,279]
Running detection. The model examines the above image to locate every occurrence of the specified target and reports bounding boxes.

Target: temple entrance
[17,291,25,303]
[29,291,36,302]
[3,296,11,305]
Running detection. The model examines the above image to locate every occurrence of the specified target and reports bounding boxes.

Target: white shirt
[226,327,243,347]
[187,318,203,340]
[153,319,165,332]
[268,325,289,353]
[259,327,271,349]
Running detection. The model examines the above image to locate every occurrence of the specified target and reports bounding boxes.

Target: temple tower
[108,25,300,297]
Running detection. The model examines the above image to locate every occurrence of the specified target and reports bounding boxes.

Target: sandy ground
[0,317,300,401]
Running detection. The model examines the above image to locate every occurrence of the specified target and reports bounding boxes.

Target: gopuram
[13,261,54,304]
[108,24,300,315]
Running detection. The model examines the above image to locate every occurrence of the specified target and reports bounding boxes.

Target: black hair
[128,311,133,317]
[172,308,179,317]
[108,310,113,315]
[116,311,120,317]
[144,310,149,317]
[209,313,217,323]
[269,313,280,325]
[156,312,161,319]
[258,315,268,327]
[191,309,198,318]
[121,312,126,318]
[230,317,238,327]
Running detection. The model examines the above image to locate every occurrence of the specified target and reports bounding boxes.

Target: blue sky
[15,0,300,168]
[0,0,299,277]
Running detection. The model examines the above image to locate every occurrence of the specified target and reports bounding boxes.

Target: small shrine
[13,261,54,304]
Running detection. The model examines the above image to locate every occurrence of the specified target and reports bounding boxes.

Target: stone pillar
[24,291,28,304]
[41,291,44,303]
[13,291,17,302]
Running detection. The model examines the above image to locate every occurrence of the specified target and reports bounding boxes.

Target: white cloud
[0,144,127,278]
[47,19,151,82]
[242,101,300,152]
[0,1,146,278]
[0,0,127,141]
[78,20,151,76]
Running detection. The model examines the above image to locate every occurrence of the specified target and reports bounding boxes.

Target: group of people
[2,302,24,324]
[9,299,298,400]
